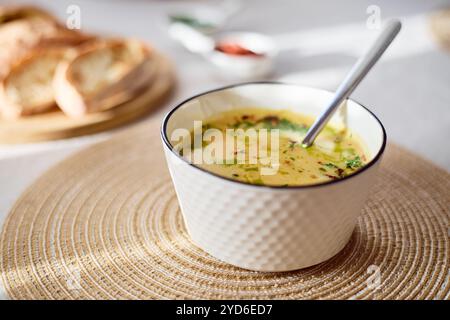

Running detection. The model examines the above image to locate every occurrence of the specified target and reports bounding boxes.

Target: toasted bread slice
[0,17,94,78]
[53,39,154,117]
[0,48,73,118]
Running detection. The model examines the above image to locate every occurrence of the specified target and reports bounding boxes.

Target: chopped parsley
[277,118,308,132]
[169,15,215,30]
[345,156,363,169]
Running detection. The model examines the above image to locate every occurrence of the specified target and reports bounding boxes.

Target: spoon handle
[301,19,401,148]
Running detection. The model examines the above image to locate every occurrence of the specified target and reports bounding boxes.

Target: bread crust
[0,5,58,24]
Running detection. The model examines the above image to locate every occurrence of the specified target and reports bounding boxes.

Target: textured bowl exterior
[161,83,386,272]
[163,146,382,272]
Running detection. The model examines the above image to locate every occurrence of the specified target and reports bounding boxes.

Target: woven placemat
[1,119,449,300]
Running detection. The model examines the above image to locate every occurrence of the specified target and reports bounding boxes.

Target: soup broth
[187,108,368,186]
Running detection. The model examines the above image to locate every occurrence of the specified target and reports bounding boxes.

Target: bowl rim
[161,81,387,190]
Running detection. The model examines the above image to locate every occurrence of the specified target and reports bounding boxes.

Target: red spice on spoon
[215,41,265,57]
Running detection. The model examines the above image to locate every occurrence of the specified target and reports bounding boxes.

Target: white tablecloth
[1,0,449,299]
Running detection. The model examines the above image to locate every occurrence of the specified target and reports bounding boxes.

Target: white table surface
[1,0,449,299]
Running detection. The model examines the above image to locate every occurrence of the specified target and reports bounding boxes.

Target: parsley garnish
[345,156,362,169]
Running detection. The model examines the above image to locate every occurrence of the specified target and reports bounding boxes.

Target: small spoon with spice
[301,19,401,148]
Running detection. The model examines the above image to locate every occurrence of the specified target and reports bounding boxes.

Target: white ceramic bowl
[161,82,386,272]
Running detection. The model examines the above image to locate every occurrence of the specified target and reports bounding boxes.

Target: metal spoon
[301,19,402,148]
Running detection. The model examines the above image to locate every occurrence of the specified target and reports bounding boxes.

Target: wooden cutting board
[0,52,175,144]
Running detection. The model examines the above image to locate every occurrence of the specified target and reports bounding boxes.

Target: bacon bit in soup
[215,41,264,57]
[288,140,298,151]
[260,115,280,126]
[336,168,345,178]
[241,114,255,121]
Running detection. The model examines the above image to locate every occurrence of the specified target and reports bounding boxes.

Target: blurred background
[0,0,449,218]
[3,0,447,163]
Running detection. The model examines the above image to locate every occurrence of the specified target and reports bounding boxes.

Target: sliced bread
[53,39,154,117]
[0,48,74,118]
[0,17,94,79]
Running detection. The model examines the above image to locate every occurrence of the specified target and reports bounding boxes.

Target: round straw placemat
[1,120,449,300]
